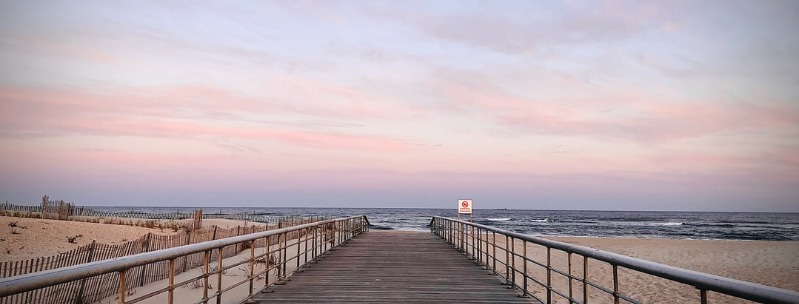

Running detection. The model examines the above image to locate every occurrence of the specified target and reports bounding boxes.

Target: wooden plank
[251,231,532,303]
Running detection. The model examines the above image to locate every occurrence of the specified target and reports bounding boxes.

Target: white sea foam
[531,218,549,223]
[652,222,683,226]
[486,218,511,221]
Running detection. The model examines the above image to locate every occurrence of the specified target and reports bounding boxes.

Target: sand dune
[0,216,180,261]
[0,216,271,262]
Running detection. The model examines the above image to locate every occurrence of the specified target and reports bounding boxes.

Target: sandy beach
[0,216,267,261]
[2,217,798,304]
[484,236,799,303]
[549,237,799,291]
[0,216,182,261]
[0,215,303,304]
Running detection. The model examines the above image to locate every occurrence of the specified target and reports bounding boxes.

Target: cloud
[362,1,676,55]
[0,85,418,152]
[430,67,799,143]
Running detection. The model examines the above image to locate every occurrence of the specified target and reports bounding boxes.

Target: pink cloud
[431,69,799,143]
[0,85,416,152]
[2,32,126,64]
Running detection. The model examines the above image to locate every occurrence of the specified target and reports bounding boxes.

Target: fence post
[236,226,241,252]
[192,209,202,230]
[40,195,48,219]
[58,200,65,220]
[75,240,96,303]
[118,270,127,304]
[139,233,152,287]
[182,231,191,273]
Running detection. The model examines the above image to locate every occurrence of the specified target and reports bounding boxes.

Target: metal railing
[0,216,369,304]
[430,216,799,304]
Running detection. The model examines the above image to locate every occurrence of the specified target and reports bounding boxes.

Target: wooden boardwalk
[249,230,533,303]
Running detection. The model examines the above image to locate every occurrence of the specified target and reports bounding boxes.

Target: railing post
[461,221,465,253]
[249,240,255,297]
[613,264,619,304]
[511,236,516,288]
[505,234,510,283]
[264,236,271,288]
[117,270,126,304]
[523,240,528,296]
[700,289,708,304]
[447,220,451,244]
[492,231,497,274]
[453,221,456,246]
[322,224,327,252]
[337,220,342,246]
[583,256,589,304]
[281,232,287,279]
[450,220,454,245]
[312,224,317,260]
[471,224,476,260]
[477,227,482,266]
[168,258,175,304]
[304,227,309,264]
[568,253,573,302]
[216,247,223,304]
[203,250,210,304]
[296,228,302,270]
[546,247,551,303]
[456,222,460,249]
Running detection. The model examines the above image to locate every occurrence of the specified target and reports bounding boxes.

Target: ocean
[90,207,799,241]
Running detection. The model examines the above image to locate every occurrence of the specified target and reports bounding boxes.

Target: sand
[0,216,182,261]
[0,216,268,261]
[1,215,306,304]
[3,218,798,303]
[483,235,799,304]
[93,239,304,304]
[200,218,267,229]
[548,237,799,291]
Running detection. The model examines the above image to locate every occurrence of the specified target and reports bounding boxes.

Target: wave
[652,222,683,226]
[531,218,549,223]
[486,218,512,221]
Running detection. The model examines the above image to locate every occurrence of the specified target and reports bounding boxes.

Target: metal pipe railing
[430,216,799,304]
[0,215,369,303]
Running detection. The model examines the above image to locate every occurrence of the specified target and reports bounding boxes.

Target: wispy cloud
[0,85,418,152]
[430,67,799,143]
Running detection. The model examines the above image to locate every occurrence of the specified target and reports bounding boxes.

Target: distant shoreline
[6,204,797,214]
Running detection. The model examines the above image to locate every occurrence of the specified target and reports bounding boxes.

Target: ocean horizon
[72,206,799,241]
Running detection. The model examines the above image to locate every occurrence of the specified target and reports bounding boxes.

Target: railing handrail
[432,216,799,304]
[0,215,368,297]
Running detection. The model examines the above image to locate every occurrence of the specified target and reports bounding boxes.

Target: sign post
[458,199,473,222]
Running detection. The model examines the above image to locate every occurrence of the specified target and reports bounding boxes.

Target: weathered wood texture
[250,231,533,303]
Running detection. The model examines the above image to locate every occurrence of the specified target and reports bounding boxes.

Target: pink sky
[1,1,798,211]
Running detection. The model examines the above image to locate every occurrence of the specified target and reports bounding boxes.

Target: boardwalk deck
[249,230,533,303]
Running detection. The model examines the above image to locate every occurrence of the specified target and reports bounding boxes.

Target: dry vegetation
[0,209,191,232]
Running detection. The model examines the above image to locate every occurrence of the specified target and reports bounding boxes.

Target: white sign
[458,199,473,214]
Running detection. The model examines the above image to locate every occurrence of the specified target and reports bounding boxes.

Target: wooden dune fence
[0,219,317,304]
[1,199,83,220]
[1,201,296,224]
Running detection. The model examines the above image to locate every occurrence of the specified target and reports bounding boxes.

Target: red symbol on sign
[461,201,469,208]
